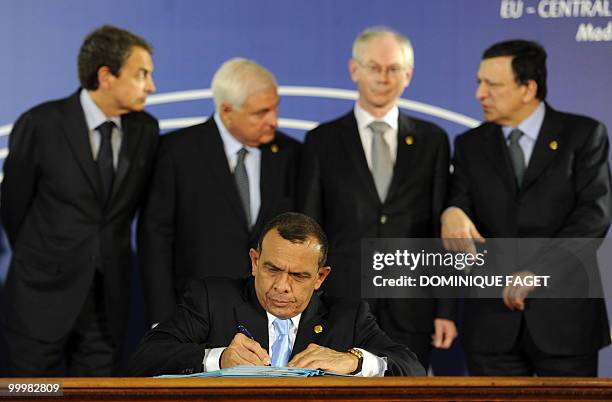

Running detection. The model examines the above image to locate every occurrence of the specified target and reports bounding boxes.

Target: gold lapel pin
[314,324,323,334]
[405,136,414,145]
[271,144,279,153]
[549,141,558,151]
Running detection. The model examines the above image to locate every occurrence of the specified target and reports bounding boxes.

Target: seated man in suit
[442,40,611,376]
[128,213,425,376]
[138,58,300,326]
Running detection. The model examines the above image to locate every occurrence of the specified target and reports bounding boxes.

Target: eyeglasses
[357,61,407,77]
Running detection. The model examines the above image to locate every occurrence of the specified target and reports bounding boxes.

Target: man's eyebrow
[290,270,313,278]
[263,261,282,270]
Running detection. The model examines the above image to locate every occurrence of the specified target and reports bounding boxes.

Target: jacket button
[380,215,387,224]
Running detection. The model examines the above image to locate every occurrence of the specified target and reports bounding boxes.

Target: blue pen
[237,324,255,339]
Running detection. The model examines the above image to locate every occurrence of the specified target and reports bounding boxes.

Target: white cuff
[356,348,387,377]
[203,347,226,372]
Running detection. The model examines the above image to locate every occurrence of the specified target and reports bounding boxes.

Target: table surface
[1,376,611,401]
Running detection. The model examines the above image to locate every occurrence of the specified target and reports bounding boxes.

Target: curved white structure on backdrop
[0,86,480,179]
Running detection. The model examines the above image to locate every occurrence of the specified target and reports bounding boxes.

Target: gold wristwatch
[348,348,364,375]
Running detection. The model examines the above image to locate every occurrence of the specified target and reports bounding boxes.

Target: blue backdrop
[1,0,611,375]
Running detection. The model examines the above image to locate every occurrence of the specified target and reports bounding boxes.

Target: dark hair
[78,25,153,90]
[257,212,328,267]
[482,39,547,100]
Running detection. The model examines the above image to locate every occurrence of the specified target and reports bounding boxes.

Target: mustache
[268,295,295,303]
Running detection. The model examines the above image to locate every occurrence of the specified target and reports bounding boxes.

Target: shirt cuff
[356,348,388,377]
[203,347,226,372]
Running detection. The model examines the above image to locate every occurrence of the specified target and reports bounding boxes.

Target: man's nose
[267,109,278,127]
[146,76,156,93]
[273,272,291,292]
[475,82,487,100]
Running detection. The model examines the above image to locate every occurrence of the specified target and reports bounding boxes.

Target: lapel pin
[271,144,279,153]
[314,324,323,334]
[549,141,558,151]
[405,136,414,145]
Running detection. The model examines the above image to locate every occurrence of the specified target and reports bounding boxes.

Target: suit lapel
[234,281,269,350]
[255,139,282,230]
[60,91,103,200]
[521,105,562,193]
[483,125,518,194]
[198,119,250,230]
[339,112,381,206]
[386,113,417,202]
[291,292,326,358]
[107,113,145,205]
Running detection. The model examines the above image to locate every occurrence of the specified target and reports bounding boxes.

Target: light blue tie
[271,318,292,367]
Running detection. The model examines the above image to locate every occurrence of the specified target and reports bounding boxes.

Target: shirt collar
[266,312,302,331]
[502,101,545,142]
[353,102,399,132]
[80,89,121,131]
[214,112,260,155]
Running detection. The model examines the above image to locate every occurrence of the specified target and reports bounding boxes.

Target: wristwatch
[348,348,364,375]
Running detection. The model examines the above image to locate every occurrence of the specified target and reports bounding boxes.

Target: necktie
[369,121,393,202]
[234,148,251,226]
[271,318,292,367]
[508,128,526,187]
[96,121,115,205]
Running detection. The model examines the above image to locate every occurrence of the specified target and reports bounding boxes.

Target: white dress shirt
[80,89,122,169]
[501,101,545,167]
[214,113,261,226]
[353,102,399,169]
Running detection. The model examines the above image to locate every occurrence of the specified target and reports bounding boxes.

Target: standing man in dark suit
[138,58,300,326]
[129,212,424,377]
[1,25,159,376]
[442,40,611,376]
[299,27,457,370]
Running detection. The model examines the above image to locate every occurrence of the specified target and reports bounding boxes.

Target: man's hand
[502,270,536,311]
[441,207,486,255]
[288,343,358,374]
[431,318,457,349]
[220,333,271,368]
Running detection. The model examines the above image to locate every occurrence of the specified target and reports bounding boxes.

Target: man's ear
[249,248,259,277]
[96,66,115,90]
[219,102,234,125]
[314,266,331,290]
[403,67,414,88]
[348,59,359,83]
[523,79,538,103]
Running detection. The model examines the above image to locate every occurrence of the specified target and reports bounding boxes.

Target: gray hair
[352,27,414,68]
[211,58,278,110]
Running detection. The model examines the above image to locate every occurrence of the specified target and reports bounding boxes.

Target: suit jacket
[138,118,300,324]
[449,103,612,354]
[0,90,159,343]
[127,277,425,376]
[299,110,454,333]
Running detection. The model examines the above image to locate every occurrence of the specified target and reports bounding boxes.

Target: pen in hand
[237,324,271,366]
[237,324,254,339]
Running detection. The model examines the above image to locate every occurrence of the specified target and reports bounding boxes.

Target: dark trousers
[4,272,117,376]
[467,317,598,376]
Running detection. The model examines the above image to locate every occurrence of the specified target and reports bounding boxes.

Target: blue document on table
[158,365,351,378]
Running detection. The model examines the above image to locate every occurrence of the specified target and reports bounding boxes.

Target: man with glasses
[299,27,456,371]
